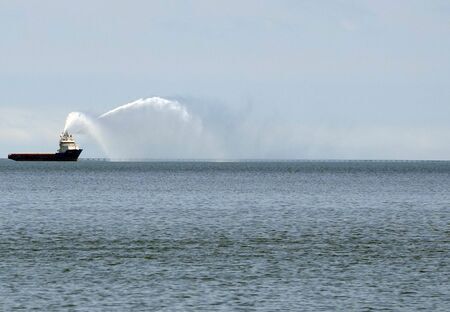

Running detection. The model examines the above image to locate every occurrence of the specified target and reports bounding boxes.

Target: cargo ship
[8,131,83,161]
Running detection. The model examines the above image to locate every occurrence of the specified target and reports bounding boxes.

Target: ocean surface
[0,160,449,311]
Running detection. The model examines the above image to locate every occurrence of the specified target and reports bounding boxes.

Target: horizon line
[1,158,450,162]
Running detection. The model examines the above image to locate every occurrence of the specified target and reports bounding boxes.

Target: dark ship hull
[8,149,82,161]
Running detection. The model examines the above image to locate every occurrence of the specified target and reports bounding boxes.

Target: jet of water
[63,97,221,160]
[99,97,190,121]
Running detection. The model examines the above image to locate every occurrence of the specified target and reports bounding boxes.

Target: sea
[0,160,449,311]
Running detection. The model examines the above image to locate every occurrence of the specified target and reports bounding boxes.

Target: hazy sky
[1,0,449,159]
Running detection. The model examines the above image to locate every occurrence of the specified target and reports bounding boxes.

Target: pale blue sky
[1,1,449,159]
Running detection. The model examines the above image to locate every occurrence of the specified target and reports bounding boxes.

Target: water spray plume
[63,111,109,155]
[99,97,191,121]
[63,97,220,160]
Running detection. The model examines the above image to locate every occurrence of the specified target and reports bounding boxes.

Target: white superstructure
[58,131,80,153]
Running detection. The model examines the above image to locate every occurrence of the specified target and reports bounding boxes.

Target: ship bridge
[58,131,80,153]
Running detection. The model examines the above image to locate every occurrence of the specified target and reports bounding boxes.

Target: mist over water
[64,97,221,160]
[62,97,450,160]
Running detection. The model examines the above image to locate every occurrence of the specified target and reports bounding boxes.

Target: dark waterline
[0,160,449,311]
